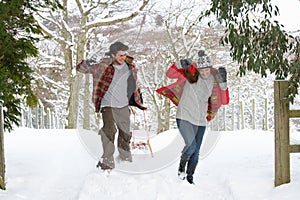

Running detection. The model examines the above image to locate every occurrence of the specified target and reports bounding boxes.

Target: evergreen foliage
[200,0,300,102]
[0,0,62,132]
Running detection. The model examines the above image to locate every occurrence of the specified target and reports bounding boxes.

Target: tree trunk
[152,93,164,134]
[65,46,77,128]
[66,85,74,128]
[163,99,171,131]
[73,12,88,129]
[0,102,6,190]
[83,74,91,129]
[64,0,79,128]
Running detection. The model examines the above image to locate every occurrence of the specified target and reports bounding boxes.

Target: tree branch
[85,0,149,29]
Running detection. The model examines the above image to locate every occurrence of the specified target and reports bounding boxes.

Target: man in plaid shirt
[76,42,146,170]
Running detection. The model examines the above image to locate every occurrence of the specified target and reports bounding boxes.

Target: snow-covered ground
[0,127,300,200]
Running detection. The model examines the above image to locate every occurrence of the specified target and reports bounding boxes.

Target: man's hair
[184,69,199,84]
[107,41,129,56]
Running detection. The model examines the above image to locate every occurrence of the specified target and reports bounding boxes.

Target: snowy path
[1,128,300,200]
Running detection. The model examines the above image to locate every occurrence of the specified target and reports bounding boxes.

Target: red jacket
[156,62,229,122]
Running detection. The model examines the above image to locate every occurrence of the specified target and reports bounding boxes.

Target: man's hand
[175,58,193,69]
[86,59,97,66]
[179,58,193,69]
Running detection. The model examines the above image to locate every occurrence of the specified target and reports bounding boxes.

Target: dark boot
[186,159,198,184]
[118,148,132,162]
[178,154,189,180]
[97,157,115,170]
[116,154,132,163]
[186,175,195,184]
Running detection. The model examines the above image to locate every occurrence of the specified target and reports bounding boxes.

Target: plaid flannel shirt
[76,57,146,112]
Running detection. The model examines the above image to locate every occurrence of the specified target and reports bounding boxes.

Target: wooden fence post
[274,80,290,186]
[240,101,245,129]
[0,101,6,190]
[222,107,226,131]
[251,99,256,129]
[35,107,39,129]
[264,98,268,131]
[27,107,33,128]
[40,106,44,129]
[47,108,51,129]
[231,103,235,131]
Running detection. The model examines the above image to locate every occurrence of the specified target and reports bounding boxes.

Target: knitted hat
[197,50,212,69]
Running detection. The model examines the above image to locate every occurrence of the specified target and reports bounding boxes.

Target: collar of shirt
[113,62,126,71]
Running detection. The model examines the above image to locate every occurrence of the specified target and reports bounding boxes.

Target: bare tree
[33,0,150,128]
[133,0,232,133]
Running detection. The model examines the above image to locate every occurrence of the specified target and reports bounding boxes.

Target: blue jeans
[176,119,206,179]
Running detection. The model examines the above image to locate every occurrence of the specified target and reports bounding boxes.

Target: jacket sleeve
[211,68,230,105]
[166,62,186,80]
[220,88,230,105]
[76,60,97,74]
[206,78,230,122]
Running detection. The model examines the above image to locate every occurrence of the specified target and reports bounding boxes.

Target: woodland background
[1,0,300,133]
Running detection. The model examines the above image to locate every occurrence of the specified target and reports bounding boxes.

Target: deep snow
[0,127,300,200]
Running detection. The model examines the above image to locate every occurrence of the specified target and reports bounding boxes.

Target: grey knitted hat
[197,50,212,69]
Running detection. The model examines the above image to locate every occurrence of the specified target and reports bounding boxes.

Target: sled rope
[131,107,153,157]
[131,107,136,146]
[143,109,153,157]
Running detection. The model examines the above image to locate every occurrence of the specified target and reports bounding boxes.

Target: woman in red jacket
[156,50,229,184]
